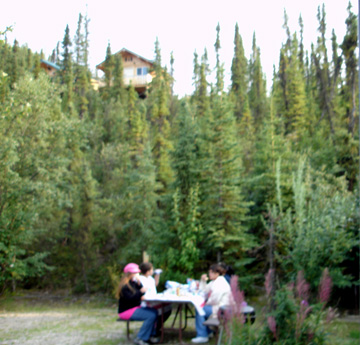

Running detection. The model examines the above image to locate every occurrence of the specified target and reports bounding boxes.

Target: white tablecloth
[144,292,206,316]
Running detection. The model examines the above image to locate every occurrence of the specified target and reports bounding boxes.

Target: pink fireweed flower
[227,275,245,323]
[296,303,312,339]
[224,275,245,338]
[265,269,274,297]
[319,268,332,304]
[296,271,310,301]
[267,316,277,340]
[287,281,295,292]
[301,299,309,307]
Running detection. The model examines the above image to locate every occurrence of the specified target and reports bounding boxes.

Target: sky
[1,0,357,97]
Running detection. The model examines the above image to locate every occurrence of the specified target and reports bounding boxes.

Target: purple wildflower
[319,268,332,304]
[224,275,245,338]
[267,316,277,340]
[301,299,309,307]
[296,270,310,301]
[265,269,274,297]
[287,281,295,292]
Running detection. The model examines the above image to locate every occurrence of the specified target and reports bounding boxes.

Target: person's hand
[140,286,148,294]
[154,268,163,275]
[201,274,208,281]
[134,274,141,284]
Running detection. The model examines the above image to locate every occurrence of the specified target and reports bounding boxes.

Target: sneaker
[149,336,160,344]
[191,336,209,343]
[133,338,149,345]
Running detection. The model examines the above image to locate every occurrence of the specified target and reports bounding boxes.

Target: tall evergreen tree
[248,33,267,130]
[202,92,252,265]
[10,40,19,87]
[60,25,74,114]
[102,42,114,100]
[112,53,124,101]
[312,4,342,136]
[214,23,224,94]
[196,49,210,118]
[230,23,249,121]
[341,2,358,136]
[147,38,173,194]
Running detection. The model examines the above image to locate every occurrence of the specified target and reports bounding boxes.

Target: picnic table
[144,288,206,343]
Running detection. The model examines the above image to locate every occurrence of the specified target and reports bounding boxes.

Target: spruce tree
[102,42,114,100]
[248,33,267,131]
[214,23,224,94]
[60,25,74,114]
[230,23,249,121]
[10,40,19,87]
[147,38,174,195]
[192,50,200,98]
[341,2,358,136]
[202,91,252,264]
[196,49,210,118]
[112,53,124,101]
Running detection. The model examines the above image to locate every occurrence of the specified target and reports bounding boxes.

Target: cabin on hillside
[40,59,60,77]
[96,48,154,98]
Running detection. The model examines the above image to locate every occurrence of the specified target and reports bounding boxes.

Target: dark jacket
[118,280,144,314]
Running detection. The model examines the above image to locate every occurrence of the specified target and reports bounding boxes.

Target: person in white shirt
[191,263,231,344]
[139,262,159,301]
[139,262,171,337]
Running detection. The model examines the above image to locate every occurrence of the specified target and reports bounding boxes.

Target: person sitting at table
[116,263,159,345]
[191,263,231,344]
[139,262,172,337]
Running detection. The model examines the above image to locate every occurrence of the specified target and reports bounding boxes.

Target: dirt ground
[0,293,200,345]
[0,292,358,345]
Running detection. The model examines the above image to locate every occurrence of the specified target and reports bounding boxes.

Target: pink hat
[123,263,141,273]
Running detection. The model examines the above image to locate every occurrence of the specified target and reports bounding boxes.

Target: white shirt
[139,274,157,307]
[200,275,231,316]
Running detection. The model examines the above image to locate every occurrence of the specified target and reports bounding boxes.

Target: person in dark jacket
[116,263,158,345]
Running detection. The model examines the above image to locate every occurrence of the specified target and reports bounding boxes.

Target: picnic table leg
[171,304,181,328]
[182,304,189,330]
[217,324,223,345]
[179,304,183,343]
[160,304,164,343]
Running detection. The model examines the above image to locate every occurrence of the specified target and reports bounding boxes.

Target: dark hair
[218,261,234,277]
[140,262,153,275]
[209,263,226,275]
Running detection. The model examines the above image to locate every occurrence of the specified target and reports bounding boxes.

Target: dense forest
[0,3,358,310]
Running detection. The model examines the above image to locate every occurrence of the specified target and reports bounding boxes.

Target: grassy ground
[0,291,358,345]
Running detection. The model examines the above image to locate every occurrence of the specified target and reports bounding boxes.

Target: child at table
[139,262,172,337]
[116,263,159,345]
[191,263,231,344]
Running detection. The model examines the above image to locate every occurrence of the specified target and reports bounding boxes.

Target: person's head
[208,263,226,280]
[140,262,153,276]
[218,261,234,275]
[115,263,141,298]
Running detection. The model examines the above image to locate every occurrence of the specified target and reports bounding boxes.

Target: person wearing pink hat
[116,263,159,345]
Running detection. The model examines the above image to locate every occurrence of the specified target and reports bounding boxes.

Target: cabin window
[124,68,133,77]
[137,67,149,75]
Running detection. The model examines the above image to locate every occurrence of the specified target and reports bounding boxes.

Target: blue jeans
[195,305,213,337]
[130,307,158,341]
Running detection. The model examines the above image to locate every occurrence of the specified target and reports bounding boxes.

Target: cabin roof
[96,47,154,70]
[40,59,61,70]
[118,48,154,64]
